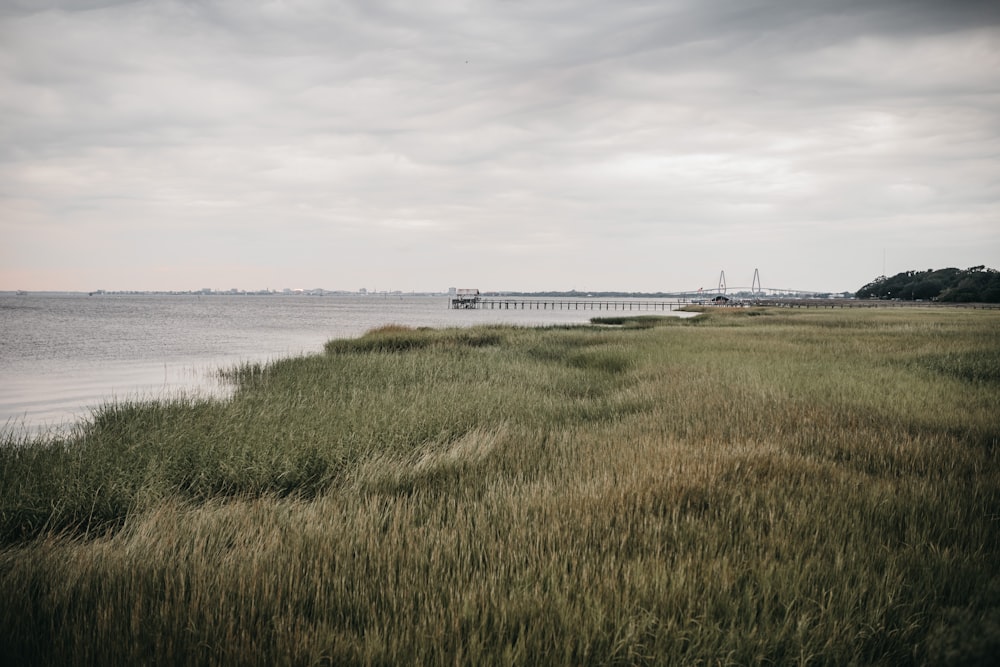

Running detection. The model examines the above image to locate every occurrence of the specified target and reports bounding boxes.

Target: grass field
[1,307,998,665]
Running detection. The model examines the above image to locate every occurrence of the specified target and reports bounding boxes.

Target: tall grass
[1,309,998,665]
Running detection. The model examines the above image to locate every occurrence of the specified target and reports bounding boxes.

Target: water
[1,293,690,434]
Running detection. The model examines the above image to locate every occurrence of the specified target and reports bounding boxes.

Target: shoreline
[2,308,998,664]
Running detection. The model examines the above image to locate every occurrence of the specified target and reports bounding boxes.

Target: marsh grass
[1,310,998,665]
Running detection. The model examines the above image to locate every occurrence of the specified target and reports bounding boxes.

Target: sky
[2,0,998,294]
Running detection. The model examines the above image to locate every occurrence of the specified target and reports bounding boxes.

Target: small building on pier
[452,288,480,309]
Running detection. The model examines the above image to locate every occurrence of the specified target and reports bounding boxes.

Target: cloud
[1,0,998,292]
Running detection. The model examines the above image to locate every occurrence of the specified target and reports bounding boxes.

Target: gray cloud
[2,0,998,292]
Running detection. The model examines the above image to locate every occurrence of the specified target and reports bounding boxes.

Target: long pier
[452,297,1000,311]
[452,298,689,311]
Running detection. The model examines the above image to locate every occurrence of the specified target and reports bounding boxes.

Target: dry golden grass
[1,307,998,665]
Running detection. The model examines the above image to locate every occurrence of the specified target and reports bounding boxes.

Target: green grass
[1,308,998,665]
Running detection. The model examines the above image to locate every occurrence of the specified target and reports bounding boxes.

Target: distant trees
[856,266,1000,303]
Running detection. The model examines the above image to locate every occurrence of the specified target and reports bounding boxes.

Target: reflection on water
[1,293,691,435]
[2,359,235,435]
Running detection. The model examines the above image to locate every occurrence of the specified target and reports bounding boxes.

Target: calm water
[1,293,688,433]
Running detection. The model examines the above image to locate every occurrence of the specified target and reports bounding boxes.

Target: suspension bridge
[450,270,842,310]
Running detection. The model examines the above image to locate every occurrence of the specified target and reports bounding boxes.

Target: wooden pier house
[451,288,480,309]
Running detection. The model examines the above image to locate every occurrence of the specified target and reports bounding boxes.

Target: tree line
[856,265,1000,302]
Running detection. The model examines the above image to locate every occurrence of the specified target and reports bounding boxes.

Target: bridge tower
[718,270,727,295]
[752,268,762,301]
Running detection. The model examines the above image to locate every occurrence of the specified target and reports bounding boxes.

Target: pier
[451,296,1000,311]
[451,297,689,311]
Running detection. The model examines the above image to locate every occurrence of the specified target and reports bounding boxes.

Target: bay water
[1,293,688,435]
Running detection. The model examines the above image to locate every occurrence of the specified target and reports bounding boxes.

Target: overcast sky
[2,0,998,293]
